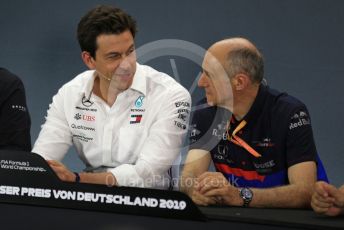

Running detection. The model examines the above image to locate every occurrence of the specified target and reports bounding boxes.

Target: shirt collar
[80,63,147,98]
[81,70,97,99]
[240,83,268,125]
[129,63,146,96]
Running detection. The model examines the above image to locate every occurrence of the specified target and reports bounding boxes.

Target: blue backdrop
[0,0,343,186]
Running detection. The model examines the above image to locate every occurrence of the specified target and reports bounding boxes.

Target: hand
[196,172,242,206]
[334,184,344,208]
[182,177,217,206]
[47,160,77,182]
[311,181,342,216]
[189,186,218,206]
[339,185,344,192]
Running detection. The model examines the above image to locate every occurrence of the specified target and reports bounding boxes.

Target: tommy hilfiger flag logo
[130,114,142,124]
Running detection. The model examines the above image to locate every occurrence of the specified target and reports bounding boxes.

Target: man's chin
[108,80,133,92]
[206,99,216,106]
[118,83,132,91]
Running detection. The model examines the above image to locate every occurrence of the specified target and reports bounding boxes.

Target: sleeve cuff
[108,164,145,187]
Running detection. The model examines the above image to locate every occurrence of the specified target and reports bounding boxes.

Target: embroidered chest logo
[130,114,142,124]
[212,120,228,140]
[253,138,275,147]
[135,96,144,108]
[11,105,27,112]
[74,113,82,120]
[74,113,95,122]
[82,95,94,107]
[289,110,310,130]
[190,124,201,137]
[130,96,145,123]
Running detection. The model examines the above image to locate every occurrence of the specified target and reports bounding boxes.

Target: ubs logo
[74,113,95,122]
[82,95,94,107]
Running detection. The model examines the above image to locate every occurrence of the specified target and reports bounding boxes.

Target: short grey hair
[225,47,264,84]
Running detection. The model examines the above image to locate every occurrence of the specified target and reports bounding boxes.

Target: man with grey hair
[180,37,327,207]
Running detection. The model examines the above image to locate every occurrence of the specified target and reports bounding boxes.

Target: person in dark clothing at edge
[180,37,328,208]
[0,68,31,151]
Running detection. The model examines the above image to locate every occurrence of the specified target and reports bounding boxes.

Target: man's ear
[81,51,96,69]
[232,73,250,91]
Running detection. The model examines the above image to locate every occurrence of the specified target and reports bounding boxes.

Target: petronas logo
[135,96,144,108]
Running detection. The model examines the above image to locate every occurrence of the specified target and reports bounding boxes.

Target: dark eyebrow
[126,44,135,51]
[105,51,120,58]
[105,44,135,57]
[203,69,211,77]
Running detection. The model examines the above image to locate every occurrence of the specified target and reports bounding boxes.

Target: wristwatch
[239,187,253,207]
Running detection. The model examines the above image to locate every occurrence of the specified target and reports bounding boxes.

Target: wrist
[105,173,117,187]
[73,172,80,183]
[180,176,197,196]
[221,186,244,206]
[237,189,244,206]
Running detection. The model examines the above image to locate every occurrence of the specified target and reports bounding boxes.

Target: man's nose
[198,73,207,88]
[118,56,131,69]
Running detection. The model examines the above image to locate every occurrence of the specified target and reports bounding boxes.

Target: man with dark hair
[180,37,327,207]
[311,181,344,216]
[33,5,191,189]
[0,68,31,151]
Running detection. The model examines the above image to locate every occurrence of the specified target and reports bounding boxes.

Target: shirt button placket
[102,107,114,165]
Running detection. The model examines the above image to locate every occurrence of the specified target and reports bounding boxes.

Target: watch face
[241,188,253,199]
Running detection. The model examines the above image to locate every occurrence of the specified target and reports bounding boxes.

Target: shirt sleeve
[286,106,317,167]
[109,88,191,188]
[32,86,72,161]
[0,78,31,151]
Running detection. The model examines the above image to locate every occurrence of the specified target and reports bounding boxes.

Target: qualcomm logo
[135,96,144,108]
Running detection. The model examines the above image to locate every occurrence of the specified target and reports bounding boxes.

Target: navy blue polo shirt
[0,68,31,151]
[189,84,328,188]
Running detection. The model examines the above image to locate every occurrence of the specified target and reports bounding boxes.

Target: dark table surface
[1,151,343,230]
[201,206,344,230]
[1,202,343,230]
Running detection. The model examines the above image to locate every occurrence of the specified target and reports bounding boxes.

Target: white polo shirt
[33,63,191,189]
